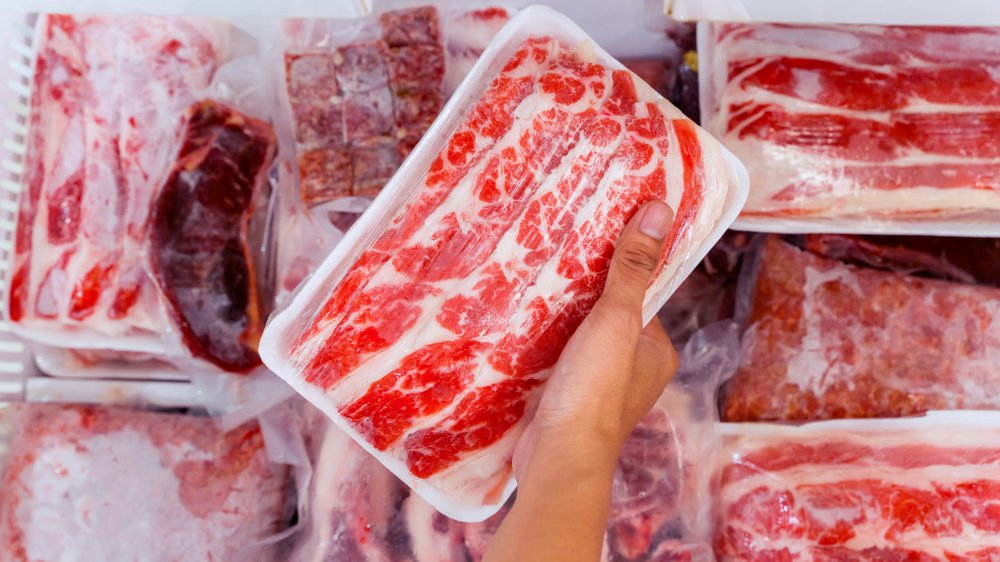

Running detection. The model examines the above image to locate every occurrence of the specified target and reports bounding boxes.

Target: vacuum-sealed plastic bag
[273,3,514,298]
[261,4,747,521]
[4,15,277,373]
[702,22,1000,235]
[716,413,1000,562]
[721,236,1000,422]
[0,404,289,562]
[291,322,737,560]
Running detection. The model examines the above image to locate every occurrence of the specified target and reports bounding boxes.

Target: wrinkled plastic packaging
[721,236,1000,422]
[261,4,747,521]
[0,404,290,562]
[716,413,1000,562]
[290,322,737,561]
[272,3,514,299]
[701,22,1000,235]
[3,14,278,374]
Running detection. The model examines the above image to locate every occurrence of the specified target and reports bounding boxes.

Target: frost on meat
[278,35,731,510]
[721,237,1000,422]
[0,405,286,562]
[295,391,707,562]
[285,7,446,208]
[716,422,1000,562]
[704,24,1000,218]
[10,15,225,338]
[149,100,275,372]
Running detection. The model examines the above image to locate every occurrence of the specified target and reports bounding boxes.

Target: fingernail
[639,202,673,241]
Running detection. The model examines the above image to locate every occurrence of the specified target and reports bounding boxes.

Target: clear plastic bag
[0,404,290,562]
[260,4,747,521]
[721,235,1000,422]
[701,22,1000,235]
[716,412,1000,562]
[272,3,515,300]
[290,321,738,560]
[3,15,278,374]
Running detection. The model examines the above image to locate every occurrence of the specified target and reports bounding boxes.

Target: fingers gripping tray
[260,5,748,522]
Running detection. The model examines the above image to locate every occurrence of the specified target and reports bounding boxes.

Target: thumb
[596,201,674,316]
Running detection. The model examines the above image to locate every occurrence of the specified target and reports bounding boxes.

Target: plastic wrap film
[290,322,737,561]
[701,23,1000,235]
[260,5,747,521]
[721,236,1000,422]
[715,414,1000,562]
[0,404,289,562]
[274,4,513,298]
[5,15,277,373]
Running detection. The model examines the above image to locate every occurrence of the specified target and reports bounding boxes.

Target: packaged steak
[0,404,289,562]
[261,5,747,520]
[716,413,1000,562]
[4,15,277,374]
[721,236,1000,422]
[702,22,1000,235]
[274,4,514,297]
[290,323,735,560]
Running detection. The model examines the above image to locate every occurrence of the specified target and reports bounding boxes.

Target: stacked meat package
[692,7,1000,562]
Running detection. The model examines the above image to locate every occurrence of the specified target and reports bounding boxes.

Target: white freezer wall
[666,0,1000,25]
[0,0,366,17]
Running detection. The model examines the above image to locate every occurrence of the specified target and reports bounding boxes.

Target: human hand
[512,200,680,483]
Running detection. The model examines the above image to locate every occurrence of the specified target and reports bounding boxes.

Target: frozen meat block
[149,100,276,373]
[716,417,1000,562]
[0,405,287,562]
[263,6,744,521]
[9,15,227,343]
[703,23,1000,224]
[381,6,441,48]
[722,236,1000,422]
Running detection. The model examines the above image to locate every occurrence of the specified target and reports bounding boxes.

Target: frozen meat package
[715,413,1000,562]
[721,236,1000,422]
[290,323,735,561]
[261,5,747,521]
[0,404,289,562]
[3,15,277,373]
[702,23,1000,235]
[274,4,513,297]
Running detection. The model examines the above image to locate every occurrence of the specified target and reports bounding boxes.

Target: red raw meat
[148,100,275,372]
[273,32,731,512]
[705,23,1000,218]
[716,421,1000,562]
[800,234,1000,286]
[299,147,353,204]
[721,237,1000,421]
[11,15,224,340]
[380,6,441,48]
[285,8,450,208]
[350,137,403,198]
[0,405,286,562]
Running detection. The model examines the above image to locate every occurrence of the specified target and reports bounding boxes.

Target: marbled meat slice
[716,422,1000,562]
[721,236,1000,422]
[704,23,1000,218]
[0,405,286,562]
[149,100,275,372]
[10,15,224,339]
[277,34,731,511]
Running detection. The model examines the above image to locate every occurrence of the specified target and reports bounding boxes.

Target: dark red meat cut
[380,6,440,47]
[149,100,275,372]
